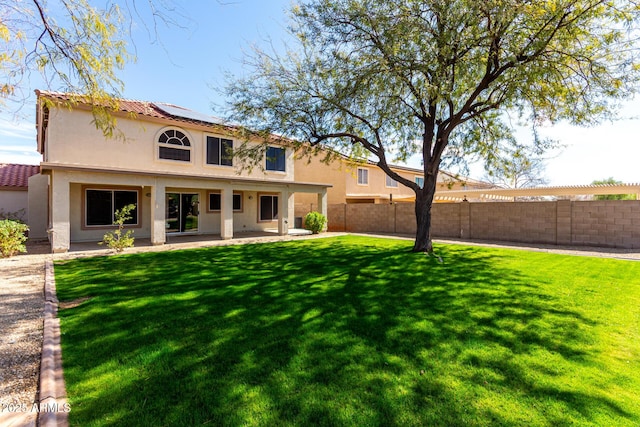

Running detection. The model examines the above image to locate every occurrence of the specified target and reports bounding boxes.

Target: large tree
[225,0,640,252]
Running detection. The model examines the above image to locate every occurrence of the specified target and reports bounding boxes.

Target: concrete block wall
[346,204,395,233]
[432,203,462,238]
[395,203,415,234]
[314,200,640,249]
[571,201,640,248]
[469,202,558,244]
[327,204,347,232]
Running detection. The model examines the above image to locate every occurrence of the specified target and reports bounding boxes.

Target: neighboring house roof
[0,164,40,189]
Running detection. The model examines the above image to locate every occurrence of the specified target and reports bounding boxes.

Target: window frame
[415,176,425,189]
[82,186,141,229]
[385,174,399,188]
[265,146,286,172]
[206,135,233,167]
[258,193,279,222]
[157,128,192,163]
[357,167,369,186]
[207,191,243,213]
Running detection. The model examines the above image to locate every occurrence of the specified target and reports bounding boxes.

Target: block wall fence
[294,200,640,249]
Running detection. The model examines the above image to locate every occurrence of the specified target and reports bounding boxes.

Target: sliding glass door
[166,193,199,233]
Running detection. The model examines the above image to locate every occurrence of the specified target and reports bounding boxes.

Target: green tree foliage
[1,0,129,134]
[0,0,182,137]
[591,177,636,200]
[225,0,640,252]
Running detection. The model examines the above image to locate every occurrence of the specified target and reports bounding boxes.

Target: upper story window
[357,167,369,185]
[207,136,233,166]
[415,176,424,188]
[158,129,191,162]
[386,175,398,188]
[266,146,286,172]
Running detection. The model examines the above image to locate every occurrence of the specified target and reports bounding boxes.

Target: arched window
[158,129,191,162]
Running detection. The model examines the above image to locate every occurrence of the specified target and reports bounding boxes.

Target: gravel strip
[0,242,50,425]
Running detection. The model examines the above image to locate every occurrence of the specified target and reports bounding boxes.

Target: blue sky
[1,0,638,186]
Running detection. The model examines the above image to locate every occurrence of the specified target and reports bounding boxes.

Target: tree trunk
[412,176,437,253]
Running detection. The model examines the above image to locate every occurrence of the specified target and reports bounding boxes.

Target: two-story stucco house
[31,90,331,253]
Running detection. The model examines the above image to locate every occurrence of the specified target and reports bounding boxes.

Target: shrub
[100,204,136,253]
[304,211,327,234]
[0,219,29,258]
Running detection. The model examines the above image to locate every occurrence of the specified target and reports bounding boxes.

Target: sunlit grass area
[54,235,640,426]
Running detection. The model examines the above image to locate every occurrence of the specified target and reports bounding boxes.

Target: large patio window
[259,194,278,221]
[85,189,138,226]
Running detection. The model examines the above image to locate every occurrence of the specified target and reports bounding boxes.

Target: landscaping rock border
[38,261,68,427]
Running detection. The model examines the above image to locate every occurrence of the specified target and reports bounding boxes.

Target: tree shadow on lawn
[54,237,634,426]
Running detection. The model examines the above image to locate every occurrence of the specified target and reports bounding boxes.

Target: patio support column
[50,171,70,253]
[220,187,234,240]
[317,189,328,232]
[278,189,292,235]
[150,182,166,245]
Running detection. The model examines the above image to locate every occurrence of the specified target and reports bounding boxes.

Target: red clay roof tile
[0,164,40,188]
[36,90,226,127]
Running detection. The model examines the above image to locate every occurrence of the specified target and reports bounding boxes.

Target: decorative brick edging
[39,260,69,427]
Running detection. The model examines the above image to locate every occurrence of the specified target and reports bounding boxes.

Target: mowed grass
[54,235,640,426]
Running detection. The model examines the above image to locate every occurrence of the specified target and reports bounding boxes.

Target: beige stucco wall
[27,174,49,239]
[295,154,421,206]
[68,182,151,242]
[344,165,418,202]
[45,108,295,182]
[294,153,349,206]
[0,189,28,221]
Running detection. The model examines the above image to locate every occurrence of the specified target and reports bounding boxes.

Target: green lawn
[54,235,640,426]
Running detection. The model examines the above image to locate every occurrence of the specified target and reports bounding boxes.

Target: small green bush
[100,204,136,253]
[304,211,327,234]
[0,219,29,258]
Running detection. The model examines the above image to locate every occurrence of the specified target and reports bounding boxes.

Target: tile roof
[36,90,227,127]
[0,164,40,189]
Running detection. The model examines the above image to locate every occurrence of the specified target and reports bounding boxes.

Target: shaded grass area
[54,236,640,426]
